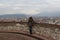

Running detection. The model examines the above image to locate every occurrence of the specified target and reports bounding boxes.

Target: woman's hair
[29,17,33,19]
[28,17,34,23]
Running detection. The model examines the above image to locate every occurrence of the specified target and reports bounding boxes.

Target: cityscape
[0,0,60,40]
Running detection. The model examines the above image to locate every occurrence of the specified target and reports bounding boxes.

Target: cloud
[20,10,40,14]
[0,9,40,15]
[0,0,60,15]
[0,3,11,8]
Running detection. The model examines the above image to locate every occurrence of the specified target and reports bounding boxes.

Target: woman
[28,17,34,34]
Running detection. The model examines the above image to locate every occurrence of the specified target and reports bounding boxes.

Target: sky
[0,0,60,15]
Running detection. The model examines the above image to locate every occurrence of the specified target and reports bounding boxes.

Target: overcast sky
[0,0,60,15]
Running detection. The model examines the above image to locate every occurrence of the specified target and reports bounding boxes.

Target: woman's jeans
[29,26,32,34]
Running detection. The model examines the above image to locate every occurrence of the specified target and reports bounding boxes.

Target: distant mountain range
[0,14,27,18]
[0,12,60,18]
[35,13,60,17]
[34,10,60,17]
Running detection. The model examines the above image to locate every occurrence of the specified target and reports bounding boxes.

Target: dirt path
[0,33,38,40]
[0,31,54,40]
